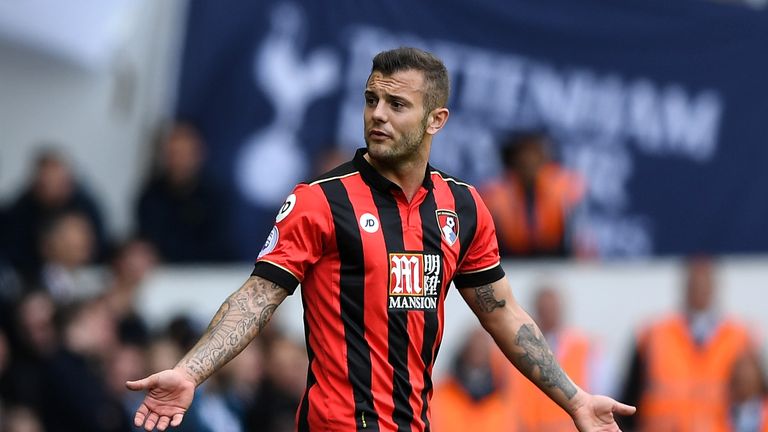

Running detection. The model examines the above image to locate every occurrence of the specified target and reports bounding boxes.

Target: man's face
[163,126,203,185]
[685,259,715,312]
[34,159,74,206]
[363,69,430,165]
[43,213,94,268]
[535,288,562,333]
[515,140,548,183]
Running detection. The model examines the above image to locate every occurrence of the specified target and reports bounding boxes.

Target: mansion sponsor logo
[388,252,442,310]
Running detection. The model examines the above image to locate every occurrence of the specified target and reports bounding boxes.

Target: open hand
[572,394,636,432]
[126,368,196,431]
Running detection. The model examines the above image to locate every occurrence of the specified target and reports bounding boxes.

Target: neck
[365,148,430,202]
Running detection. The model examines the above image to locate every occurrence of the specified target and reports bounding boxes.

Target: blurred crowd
[0,282,308,432]
[0,205,307,431]
[0,122,306,431]
[0,122,766,431]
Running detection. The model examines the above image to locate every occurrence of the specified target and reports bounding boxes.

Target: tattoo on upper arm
[179,277,287,384]
[473,284,506,313]
[515,324,577,399]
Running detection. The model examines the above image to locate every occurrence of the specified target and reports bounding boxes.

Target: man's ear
[425,108,450,135]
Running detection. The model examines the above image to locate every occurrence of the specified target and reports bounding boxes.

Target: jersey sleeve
[251,183,332,294]
[454,186,506,289]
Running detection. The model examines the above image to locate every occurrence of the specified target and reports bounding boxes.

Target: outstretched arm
[458,277,635,432]
[176,275,287,384]
[126,275,288,431]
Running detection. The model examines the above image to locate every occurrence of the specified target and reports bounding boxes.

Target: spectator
[35,210,101,303]
[219,341,264,423]
[1,149,107,277]
[618,256,756,432]
[165,314,201,353]
[497,284,604,431]
[729,352,768,432]
[103,237,158,345]
[105,342,147,430]
[3,291,57,413]
[41,298,128,432]
[431,327,511,432]
[196,374,243,432]
[246,335,307,432]
[480,130,587,258]
[104,237,157,302]
[138,337,211,432]
[136,122,233,263]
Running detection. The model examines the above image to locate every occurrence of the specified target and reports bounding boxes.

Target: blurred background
[1,0,767,431]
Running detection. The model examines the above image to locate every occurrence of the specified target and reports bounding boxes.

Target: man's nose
[371,101,388,122]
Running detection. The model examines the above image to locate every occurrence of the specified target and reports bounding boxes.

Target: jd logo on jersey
[388,252,442,310]
[436,210,459,246]
[359,212,379,233]
[275,194,297,223]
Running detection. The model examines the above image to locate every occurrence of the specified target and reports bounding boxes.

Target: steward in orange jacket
[481,130,586,258]
[630,314,751,432]
[619,257,755,432]
[431,328,515,432]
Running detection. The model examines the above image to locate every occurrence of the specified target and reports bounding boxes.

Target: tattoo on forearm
[178,277,286,384]
[473,284,506,312]
[515,324,577,399]
[259,304,277,330]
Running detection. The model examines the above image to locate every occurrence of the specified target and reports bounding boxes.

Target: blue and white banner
[176,0,768,259]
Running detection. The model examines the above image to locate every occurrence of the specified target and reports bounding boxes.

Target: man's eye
[365,97,376,106]
[391,101,404,109]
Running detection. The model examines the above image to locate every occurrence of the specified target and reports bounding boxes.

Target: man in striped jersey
[127,47,635,432]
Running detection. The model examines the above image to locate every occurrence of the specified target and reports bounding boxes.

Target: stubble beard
[365,118,428,167]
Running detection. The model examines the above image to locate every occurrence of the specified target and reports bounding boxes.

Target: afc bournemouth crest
[436,210,459,246]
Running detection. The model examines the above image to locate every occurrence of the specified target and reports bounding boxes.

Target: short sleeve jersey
[253,149,505,432]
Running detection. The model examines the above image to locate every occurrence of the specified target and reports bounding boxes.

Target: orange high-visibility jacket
[763,399,768,432]
[430,377,514,432]
[481,164,584,256]
[636,315,752,432]
[497,328,591,432]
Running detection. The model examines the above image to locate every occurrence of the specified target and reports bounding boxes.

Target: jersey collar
[353,148,434,193]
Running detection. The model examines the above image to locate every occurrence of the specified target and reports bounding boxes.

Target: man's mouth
[369,129,390,139]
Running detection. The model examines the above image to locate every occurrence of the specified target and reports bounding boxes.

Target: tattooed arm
[459,277,635,432]
[176,276,287,384]
[459,279,579,405]
[126,276,288,431]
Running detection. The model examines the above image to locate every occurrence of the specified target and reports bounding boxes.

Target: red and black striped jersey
[252,148,505,432]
